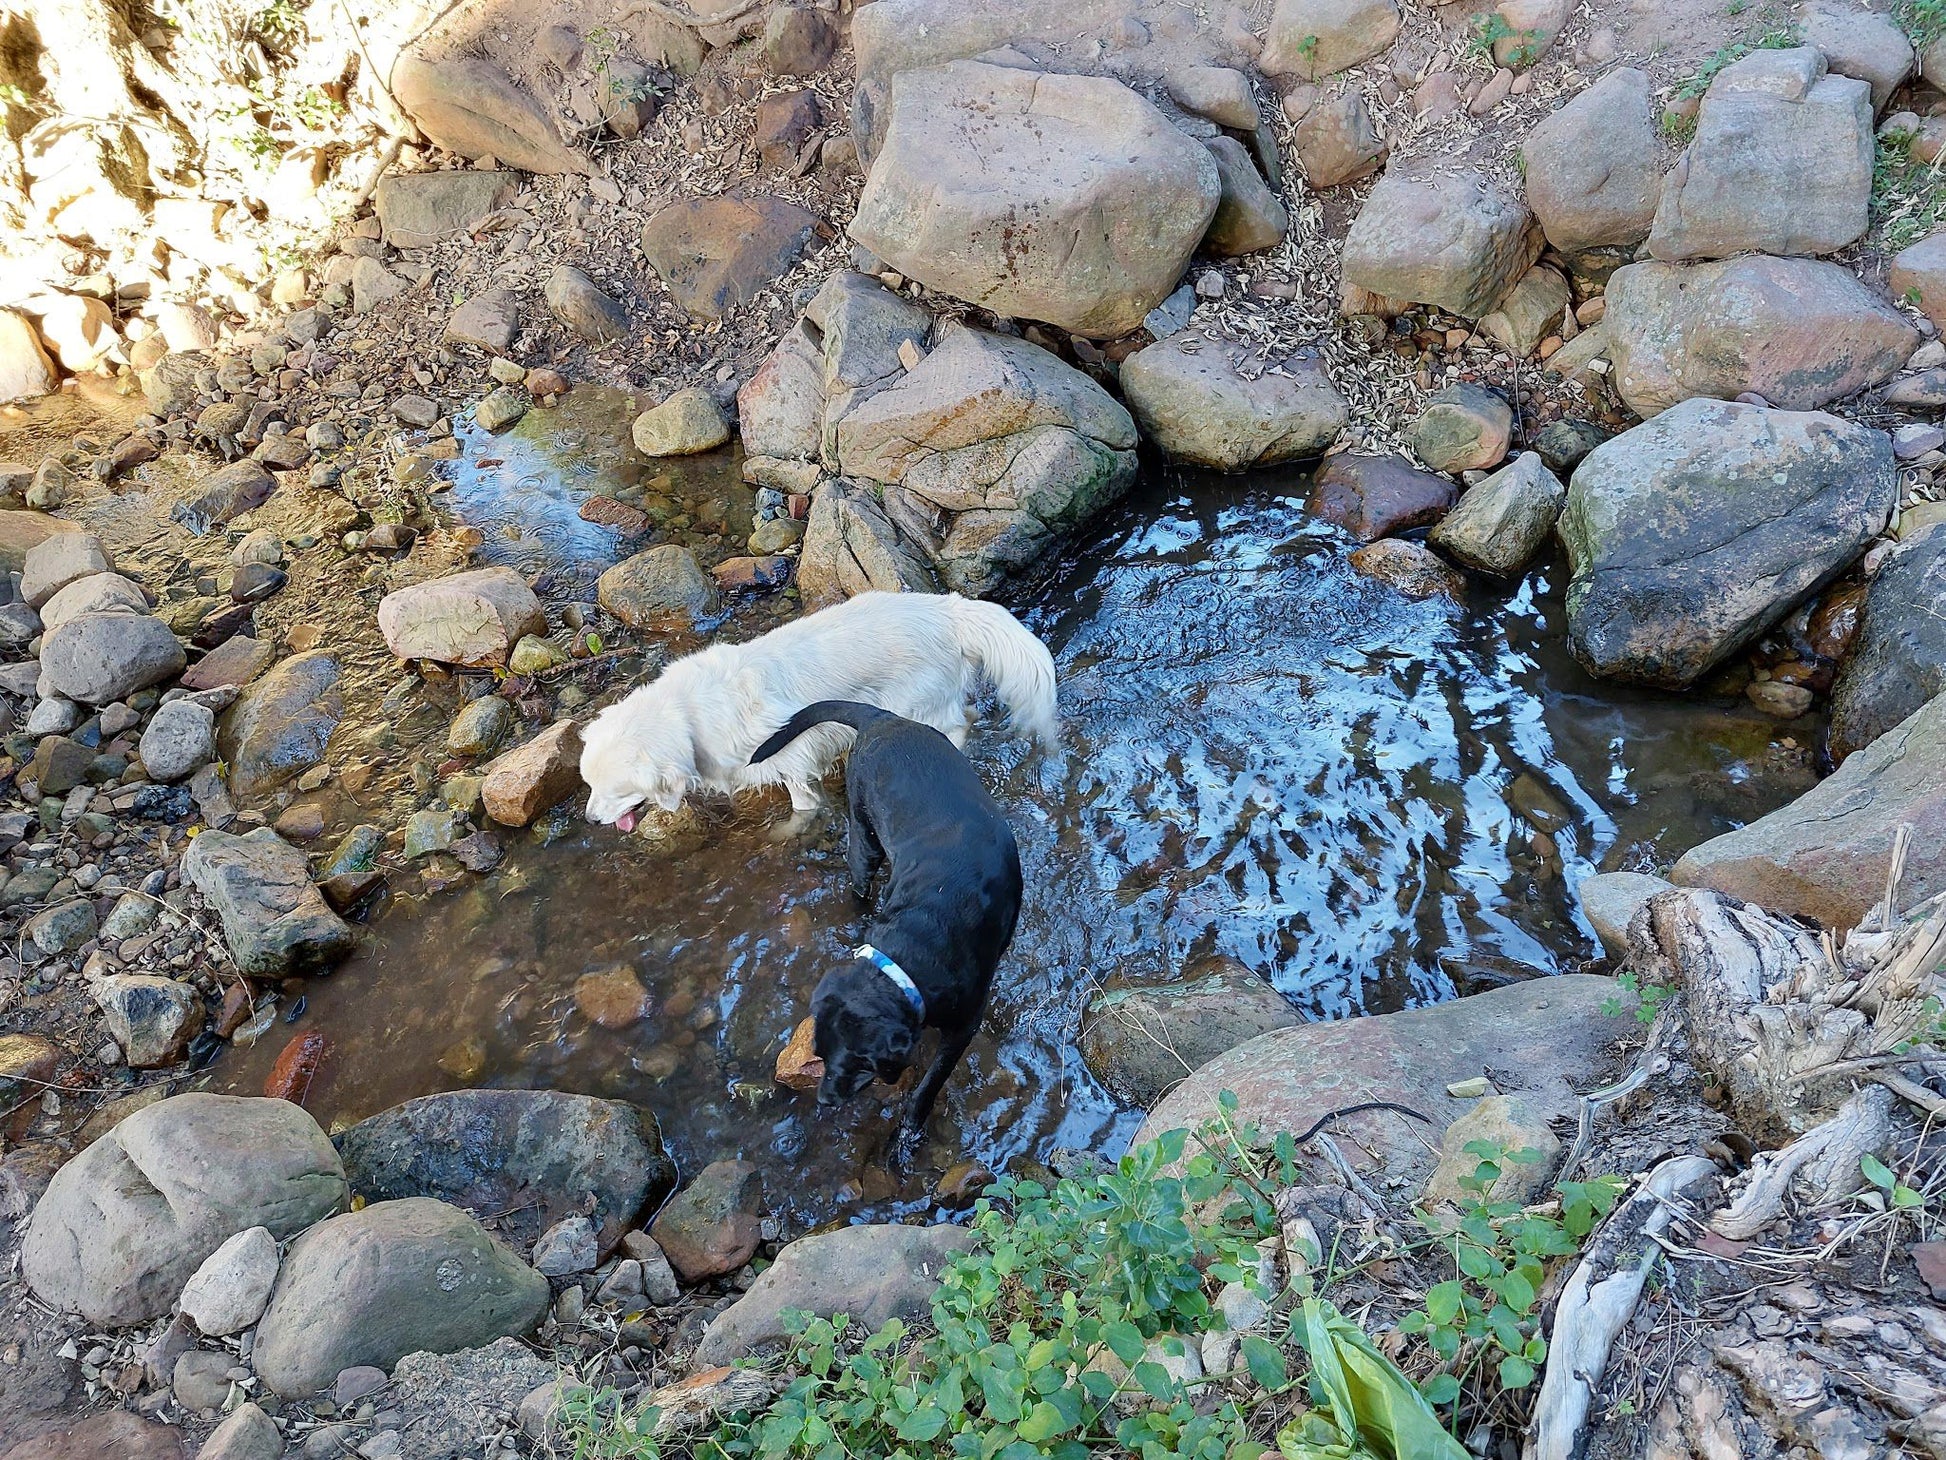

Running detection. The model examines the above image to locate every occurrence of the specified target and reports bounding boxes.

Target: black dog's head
[810,962,922,1113]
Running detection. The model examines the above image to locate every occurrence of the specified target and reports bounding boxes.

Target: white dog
[580,591,1059,830]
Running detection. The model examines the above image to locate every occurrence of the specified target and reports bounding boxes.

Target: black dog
[749,700,1022,1155]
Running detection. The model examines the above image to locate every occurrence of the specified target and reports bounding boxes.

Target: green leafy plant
[1600,971,1672,1026]
[1861,1152,1925,1210]
[1399,1143,1624,1400]
[1900,0,1946,45]
[1873,138,1946,254]
[253,0,305,49]
[1672,26,1799,101]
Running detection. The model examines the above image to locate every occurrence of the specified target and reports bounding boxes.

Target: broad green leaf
[1104,1321,1146,1366]
[1861,1152,1896,1191]
[1239,1334,1288,1390]
[1425,1281,1464,1325]
[1421,1373,1460,1405]
[1015,1400,1072,1444]
[1498,1354,1537,1389]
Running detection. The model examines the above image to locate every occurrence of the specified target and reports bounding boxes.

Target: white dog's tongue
[616,807,640,833]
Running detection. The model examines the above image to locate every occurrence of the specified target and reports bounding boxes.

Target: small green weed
[1874,139,1946,254]
[1672,26,1799,102]
[1601,971,1672,1026]
[1900,0,1946,45]
[1861,1152,1926,1210]
[1466,13,1545,67]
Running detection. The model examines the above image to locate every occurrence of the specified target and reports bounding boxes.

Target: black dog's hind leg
[846,801,885,904]
[891,1025,975,1170]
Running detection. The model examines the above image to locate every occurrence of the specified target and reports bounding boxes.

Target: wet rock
[1260,0,1402,79]
[480,719,582,826]
[181,460,276,529]
[694,1224,975,1367]
[764,4,839,75]
[1079,958,1300,1107]
[1409,384,1514,473]
[39,571,149,630]
[403,808,460,858]
[1577,870,1673,957]
[640,194,819,320]
[196,1402,280,1460]
[508,634,567,674]
[1800,1,1912,112]
[220,650,342,795]
[598,544,720,626]
[139,698,216,783]
[544,265,630,346]
[1342,165,1542,319]
[1748,678,1815,718]
[21,1093,346,1326]
[851,61,1220,338]
[1305,453,1457,541]
[797,477,939,606]
[574,964,652,1029]
[179,1225,279,1336]
[391,55,587,175]
[1520,66,1658,258]
[1477,264,1571,357]
[631,387,730,456]
[1422,1094,1563,1207]
[447,695,513,757]
[837,324,1138,594]
[21,530,112,608]
[336,1088,674,1252]
[651,1160,763,1283]
[1674,691,1946,925]
[387,1339,554,1460]
[533,1216,598,1277]
[1202,136,1288,257]
[445,286,522,354]
[94,975,204,1067]
[1120,332,1345,471]
[1293,89,1388,188]
[1603,256,1917,416]
[1428,451,1566,577]
[1140,976,1622,1189]
[377,567,546,667]
[39,612,186,705]
[183,827,355,976]
[0,306,57,403]
[1560,400,1897,687]
[474,386,528,432]
[1648,48,1872,261]
[1890,232,1946,332]
[374,170,516,248]
[252,1197,551,1399]
[1348,539,1466,600]
[1829,525,1946,760]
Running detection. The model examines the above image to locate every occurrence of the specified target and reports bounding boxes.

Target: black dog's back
[751,700,1023,1145]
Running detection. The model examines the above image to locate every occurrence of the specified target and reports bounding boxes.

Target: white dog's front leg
[766,778,826,842]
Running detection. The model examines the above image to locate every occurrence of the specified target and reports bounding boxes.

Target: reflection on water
[224,466,1817,1233]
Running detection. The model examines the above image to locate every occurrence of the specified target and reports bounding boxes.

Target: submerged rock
[480,720,583,826]
[219,651,342,796]
[252,1197,550,1398]
[1560,400,1896,687]
[21,1093,346,1326]
[1673,691,1946,927]
[182,827,355,977]
[1080,958,1300,1107]
[335,1088,675,1252]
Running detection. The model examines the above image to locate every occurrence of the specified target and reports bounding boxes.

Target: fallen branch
[1710,1085,1897,1240]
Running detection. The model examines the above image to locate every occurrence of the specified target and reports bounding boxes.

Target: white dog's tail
[945,596,1059,748]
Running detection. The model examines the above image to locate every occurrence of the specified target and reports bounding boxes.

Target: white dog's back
[580,592,1058,821]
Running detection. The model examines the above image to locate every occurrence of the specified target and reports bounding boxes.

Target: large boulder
[21,1094,347,1326]
[218,650,342,795]
[1828,525,1946,762]
[181,827,356,977]
[390,55,588,175]
[1559,400,1897,687]
[1138,976,1622,1189]
[834,325,1138,594]
[1890,232,1946,333]
[1079,958,1300,1107]
[1647,48,1872,261]
[374,171,516,248]
[1260,0,1401,78]
[640,194,820,320]
[1602,256,1918,416]
[1342,165,1543,319]
[252,1197,550,1398]
[377,567,546,667]
[1119,333,1346,470]
[737,321,826,481]
[334,1089,676,1252]
[1427,451,1565,577]
[597,544,720,625]
[0,307,57,403]
[850,61,1220,339]
[38,612,186,705]
[806,271,935,464]
[693,1224,976,1367]
[1519,67,1659,258]
[796,479,941,607]
[1799,1,1913,111]
[1673,691,1946,927]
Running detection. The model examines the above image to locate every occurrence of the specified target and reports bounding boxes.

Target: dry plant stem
[1525,1155,1718,1460]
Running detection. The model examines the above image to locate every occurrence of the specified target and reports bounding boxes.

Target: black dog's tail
[748,701,891,766]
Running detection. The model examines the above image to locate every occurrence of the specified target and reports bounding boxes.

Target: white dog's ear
[651,784,686,813]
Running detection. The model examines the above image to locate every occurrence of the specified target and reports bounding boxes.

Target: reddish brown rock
[713,555,793,593]
[574,966,652,1030]
[181,635,277,692]
[579,496,649,533]
[1305,454,1457,541]
[774,1017,823,1090]
[480,720,582,827]
[650,1159,764,1283]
